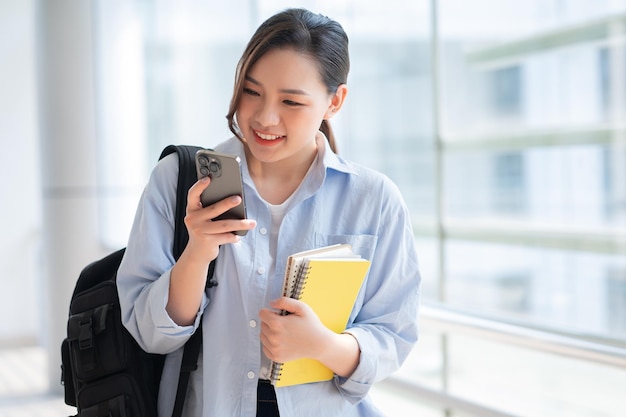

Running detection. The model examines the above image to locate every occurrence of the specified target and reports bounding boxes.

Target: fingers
[270,297,307,315]
[190,217,256,242]
[259,302,318,363]
[185,210,256,243]
[186,178,256,236]
[188,177,242,217]
[259,308,285,361]
[187,176,211,212]
[181,178,256,265]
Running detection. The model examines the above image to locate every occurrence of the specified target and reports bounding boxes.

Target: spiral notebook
[268,244,371,387]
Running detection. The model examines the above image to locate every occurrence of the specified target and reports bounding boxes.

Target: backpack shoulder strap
[159,144,214,417]
[159,144,203,259]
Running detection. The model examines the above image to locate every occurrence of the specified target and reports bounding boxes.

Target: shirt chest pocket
[315,233,378,261]
[313,233,378,324]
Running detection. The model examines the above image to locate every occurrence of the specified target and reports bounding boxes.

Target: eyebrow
[245,75,309,96]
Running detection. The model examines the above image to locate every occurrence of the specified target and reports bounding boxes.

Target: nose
[254,101,280,127]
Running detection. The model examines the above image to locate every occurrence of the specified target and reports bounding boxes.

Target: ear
[324,84,348,119]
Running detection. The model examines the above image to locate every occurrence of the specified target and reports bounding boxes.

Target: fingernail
[231,195,241,203]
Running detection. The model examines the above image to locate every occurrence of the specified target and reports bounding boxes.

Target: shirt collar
[218,132,358,192]
[316,131,358,176]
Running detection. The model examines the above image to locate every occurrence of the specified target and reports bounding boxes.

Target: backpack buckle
[78,318,93,350]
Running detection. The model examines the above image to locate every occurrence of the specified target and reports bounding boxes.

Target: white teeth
[256,131,282,140]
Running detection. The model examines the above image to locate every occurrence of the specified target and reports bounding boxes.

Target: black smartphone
[195,149,248,236]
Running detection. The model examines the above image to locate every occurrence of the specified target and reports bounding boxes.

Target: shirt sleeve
[117,154,209,354]
[335,176,421,402]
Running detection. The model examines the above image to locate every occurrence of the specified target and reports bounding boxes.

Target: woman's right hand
[183,176,256,264]
[167,177,256,326]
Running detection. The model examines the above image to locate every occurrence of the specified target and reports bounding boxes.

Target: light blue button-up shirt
[117,136,421,417]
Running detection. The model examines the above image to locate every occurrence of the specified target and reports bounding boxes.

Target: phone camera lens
[198,155,222,178]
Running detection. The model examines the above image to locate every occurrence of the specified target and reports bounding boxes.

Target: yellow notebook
[268,244,371,387]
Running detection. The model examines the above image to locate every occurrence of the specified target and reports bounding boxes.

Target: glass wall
[93,1,626,416]
[416,1,625,415]
[437,0,626,339]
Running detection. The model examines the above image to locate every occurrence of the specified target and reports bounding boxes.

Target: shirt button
[259,227,268,235]
[249,320,257,328]
[247,371,256,379]
[257,267,265,275]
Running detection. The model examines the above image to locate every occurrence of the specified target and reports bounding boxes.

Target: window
[93,1,626,416]
[405,1,626,415]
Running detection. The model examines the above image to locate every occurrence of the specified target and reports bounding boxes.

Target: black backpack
[61,144,216,417]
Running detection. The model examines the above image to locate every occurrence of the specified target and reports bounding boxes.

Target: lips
[252,130,286,146]
[255,130,284,141]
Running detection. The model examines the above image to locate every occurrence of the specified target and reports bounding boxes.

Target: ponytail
[320,120,338,154]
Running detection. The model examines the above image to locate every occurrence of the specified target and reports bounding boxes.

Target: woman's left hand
[259,297,331,363]
[259,297,361,378]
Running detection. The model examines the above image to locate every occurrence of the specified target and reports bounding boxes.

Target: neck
[245,142,318,205]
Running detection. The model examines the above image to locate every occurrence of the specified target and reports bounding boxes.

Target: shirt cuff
[334,327,376,402]
[148,268,209,336]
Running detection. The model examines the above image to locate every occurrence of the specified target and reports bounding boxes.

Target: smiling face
[236,47,344,169]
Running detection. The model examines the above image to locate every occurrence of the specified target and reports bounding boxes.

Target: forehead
[246,48,326,93]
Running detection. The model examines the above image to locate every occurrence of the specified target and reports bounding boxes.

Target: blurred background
[1,0,625,416]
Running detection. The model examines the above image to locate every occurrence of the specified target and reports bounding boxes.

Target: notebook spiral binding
[268,361,282,382]
[268,264,312,384]
[292,265,311,300]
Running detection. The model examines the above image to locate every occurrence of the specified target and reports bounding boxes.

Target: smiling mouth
[255,130,284,141]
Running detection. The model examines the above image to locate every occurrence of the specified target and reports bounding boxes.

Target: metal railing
[420,304,626,369]
[380,304,626,417]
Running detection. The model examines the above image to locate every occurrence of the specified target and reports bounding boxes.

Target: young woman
[117,8,421,417]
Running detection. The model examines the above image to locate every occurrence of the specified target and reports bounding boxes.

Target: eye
[243,87,260,97]
[283,99,303,107]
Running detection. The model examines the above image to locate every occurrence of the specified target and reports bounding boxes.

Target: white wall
[0,0,42,345]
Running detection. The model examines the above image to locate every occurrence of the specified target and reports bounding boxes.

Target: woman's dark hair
[226,8,350,153]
